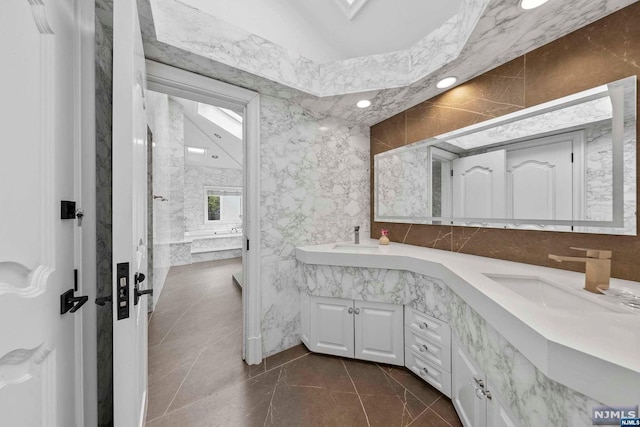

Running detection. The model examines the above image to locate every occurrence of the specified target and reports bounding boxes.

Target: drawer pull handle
[418,322,429,330]
[419,345,428,352]
[421,367,429,376]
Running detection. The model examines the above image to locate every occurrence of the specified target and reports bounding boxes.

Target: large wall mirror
[374,76,637,235]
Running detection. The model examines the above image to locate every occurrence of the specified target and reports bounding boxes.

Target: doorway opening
[141,62,262,420]
[145,91,245,303]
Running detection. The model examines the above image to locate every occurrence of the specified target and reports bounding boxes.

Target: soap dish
[597,286,640,310]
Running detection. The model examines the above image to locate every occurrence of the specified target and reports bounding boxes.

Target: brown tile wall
[370,3,640,281]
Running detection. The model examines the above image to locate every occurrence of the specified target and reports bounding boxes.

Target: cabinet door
[486,380,523,427]
[309,296,354,358]
[354,300,404,365]
[452,337,487,427]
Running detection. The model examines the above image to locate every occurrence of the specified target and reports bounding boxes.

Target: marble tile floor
[147,258,462,427]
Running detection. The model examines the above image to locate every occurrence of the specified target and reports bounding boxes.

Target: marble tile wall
[168,99,185,244]
[94,0,113,424]
[260,95,370,356]
[371,5,640,281]
[183,165,242,232]
[581,122,637,235]
[376,145,431,219]
[146,91,172,306]
[299,264,604,427]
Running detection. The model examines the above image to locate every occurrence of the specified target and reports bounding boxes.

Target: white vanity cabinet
[301,295,404,366]
[452,336,522,427]
[404,308,452,397]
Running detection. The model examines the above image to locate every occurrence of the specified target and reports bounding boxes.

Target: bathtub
[170,228,243,266]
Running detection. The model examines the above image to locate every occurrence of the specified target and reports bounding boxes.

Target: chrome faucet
[354,226,360,244]
[548,247,611,294]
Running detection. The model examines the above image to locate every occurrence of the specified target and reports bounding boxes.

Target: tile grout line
[262,366,283,427]
[343,359,371,427]
[376,364,438,408]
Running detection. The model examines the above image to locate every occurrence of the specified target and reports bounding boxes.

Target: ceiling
[179,0,462,63]
[140,0,638,126]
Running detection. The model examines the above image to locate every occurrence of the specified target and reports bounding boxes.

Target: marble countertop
[296,239,640,405]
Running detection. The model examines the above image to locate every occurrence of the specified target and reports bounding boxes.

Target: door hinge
[450,170,454,177]
[571,152,574,163]
[74,269,78,292]
[246,238,250,251]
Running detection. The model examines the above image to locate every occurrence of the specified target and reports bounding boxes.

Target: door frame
[145,60,263,364]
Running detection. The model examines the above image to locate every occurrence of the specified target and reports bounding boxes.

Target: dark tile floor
[147,258,462,427]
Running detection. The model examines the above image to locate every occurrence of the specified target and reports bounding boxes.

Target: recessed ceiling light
[520,0,549,10]
[318,126,330,132]
[436,77,458,89]
[356,100,371,108]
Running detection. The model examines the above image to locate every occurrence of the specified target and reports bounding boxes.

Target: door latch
[134,272,153,305]
[60,289,89,314]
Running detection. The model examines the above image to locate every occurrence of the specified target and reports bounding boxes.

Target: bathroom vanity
[296,240,640,427]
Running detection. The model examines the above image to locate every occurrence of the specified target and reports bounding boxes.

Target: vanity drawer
[404,308,450,349]
[405,347,451,398]
[404,325,451,372]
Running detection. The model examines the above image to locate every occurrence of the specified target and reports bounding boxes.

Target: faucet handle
[569,247,612,259]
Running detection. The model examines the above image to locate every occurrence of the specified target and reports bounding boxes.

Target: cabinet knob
[355,308,360,315]
[419,344,428,352]
[419,322,428,330]
[348,307,353,314]
[420,367,429,376]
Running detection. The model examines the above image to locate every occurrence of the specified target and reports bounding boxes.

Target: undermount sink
[331,243,379,252]
[484,273,628,313]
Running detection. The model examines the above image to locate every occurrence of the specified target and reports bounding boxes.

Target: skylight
[197,103,243,140]
[334,0,370,21]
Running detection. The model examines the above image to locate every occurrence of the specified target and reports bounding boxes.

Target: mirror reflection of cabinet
[373,76,636,235]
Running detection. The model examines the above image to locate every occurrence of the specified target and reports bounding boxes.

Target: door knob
[60,289,89,314]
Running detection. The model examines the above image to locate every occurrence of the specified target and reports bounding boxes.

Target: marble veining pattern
[95,0,114,424]
[446,290,602,427]
[299,263,605,427]
[260,95,370,356]
[582,122,637,235]
[376,145,431,219]
[139,0,635,126]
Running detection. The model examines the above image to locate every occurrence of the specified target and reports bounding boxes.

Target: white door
[309,296,354,358]
[354,301,404,366]
[452,150,506,222]
[486,380,523,427]
[506,135,577,231]
[0,0,85,425]
[452,338,487,427]
[113,0,150,425]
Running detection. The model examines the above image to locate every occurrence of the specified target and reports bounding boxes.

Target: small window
[205,187,242,223]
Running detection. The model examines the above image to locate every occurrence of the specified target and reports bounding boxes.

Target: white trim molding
[145,60,263,364]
